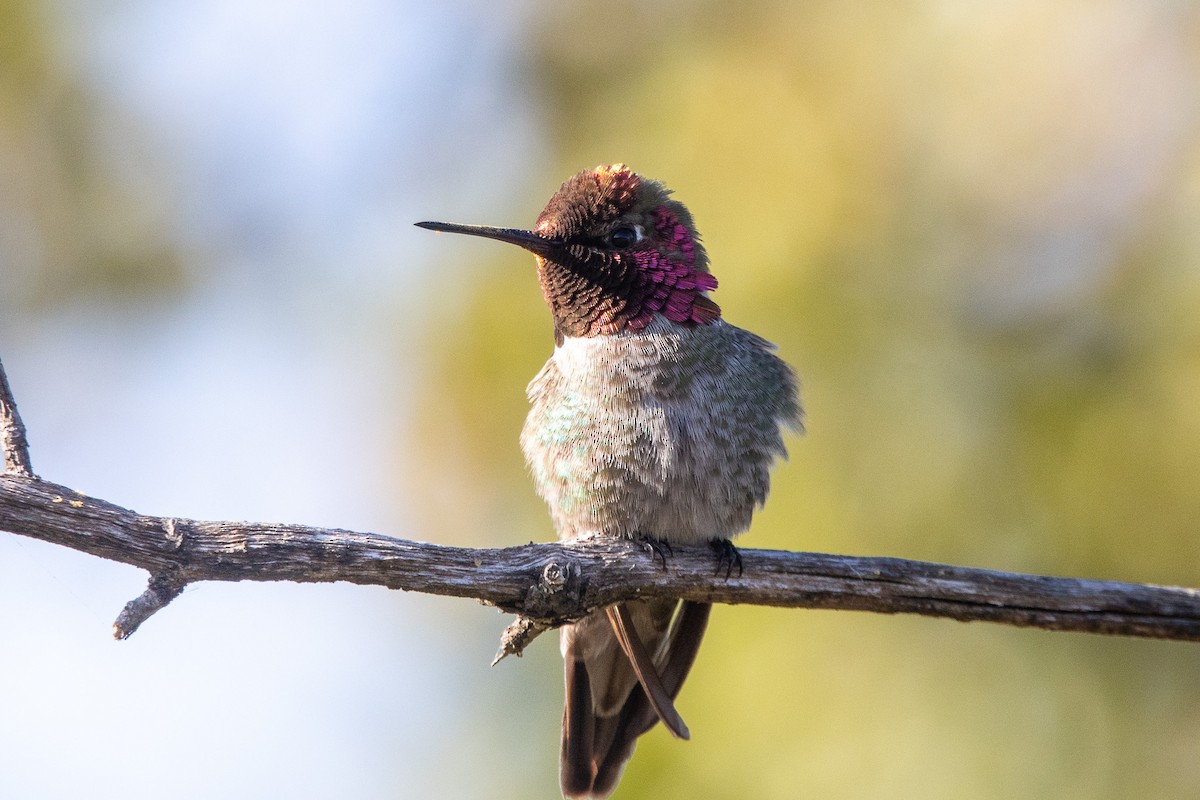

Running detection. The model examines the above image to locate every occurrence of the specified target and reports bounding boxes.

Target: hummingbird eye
[607,225,641,250]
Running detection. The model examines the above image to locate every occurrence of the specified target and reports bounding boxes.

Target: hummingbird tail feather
[561,655,597,798]
[560,601,712,799]
[605,604,690,739]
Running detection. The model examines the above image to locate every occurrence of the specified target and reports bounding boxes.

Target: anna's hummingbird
[418,164,801,798]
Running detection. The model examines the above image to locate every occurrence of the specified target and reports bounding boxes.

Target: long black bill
[415,220,566,261]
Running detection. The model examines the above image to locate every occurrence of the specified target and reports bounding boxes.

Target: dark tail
[560,601,712,799]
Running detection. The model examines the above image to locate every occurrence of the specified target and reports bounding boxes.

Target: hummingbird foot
[709,538,743,579]
[635,533,673,571]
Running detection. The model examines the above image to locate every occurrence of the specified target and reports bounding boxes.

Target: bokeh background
[3,1,1200,798]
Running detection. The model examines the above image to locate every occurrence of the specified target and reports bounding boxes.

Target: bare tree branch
[1,355,1198,646]
[1,474,1198,644]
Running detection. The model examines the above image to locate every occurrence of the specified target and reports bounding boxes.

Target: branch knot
[524,557,584,620]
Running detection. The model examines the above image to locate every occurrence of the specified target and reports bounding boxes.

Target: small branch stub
[113,571,188,640]
[0,356,34,477]
[493,617,550,665]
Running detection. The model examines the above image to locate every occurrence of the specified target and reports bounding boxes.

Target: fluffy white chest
[521,318,797,544]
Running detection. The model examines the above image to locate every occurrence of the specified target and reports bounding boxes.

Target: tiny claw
[710,538,743,579]
[636,534,673,571]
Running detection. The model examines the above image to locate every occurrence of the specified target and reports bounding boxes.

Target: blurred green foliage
[410,2,1200,798]
[0,0,184,310]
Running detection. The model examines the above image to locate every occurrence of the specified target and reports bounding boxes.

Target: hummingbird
[417,164,801,798]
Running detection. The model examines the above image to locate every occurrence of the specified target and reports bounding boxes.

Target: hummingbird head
[417,164,721,344]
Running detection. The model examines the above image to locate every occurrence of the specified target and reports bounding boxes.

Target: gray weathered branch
[1,475,1198,643]
[1,355,1198,645]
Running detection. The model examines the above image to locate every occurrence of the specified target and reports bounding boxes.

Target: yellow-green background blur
[2,2,1199,798]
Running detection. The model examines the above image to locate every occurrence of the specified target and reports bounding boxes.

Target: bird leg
[635,533,673,571]
[709,538,743,579]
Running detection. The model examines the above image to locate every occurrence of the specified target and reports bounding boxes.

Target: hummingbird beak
[415,221,567,262]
